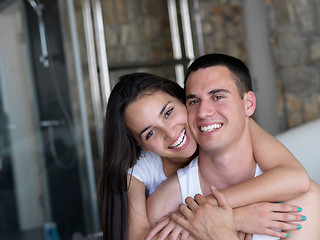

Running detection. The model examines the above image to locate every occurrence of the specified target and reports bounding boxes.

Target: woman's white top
[128,151,167,197]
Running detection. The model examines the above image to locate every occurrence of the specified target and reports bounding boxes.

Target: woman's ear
[244,91,256,117]
[138,143,149,152]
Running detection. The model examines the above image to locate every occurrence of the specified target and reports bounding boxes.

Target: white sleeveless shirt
[177,157,279,240]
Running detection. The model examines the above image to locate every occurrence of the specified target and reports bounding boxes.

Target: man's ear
[244,91,256,117]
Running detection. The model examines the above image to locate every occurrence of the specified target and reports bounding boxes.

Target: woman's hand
[234,202,305,238]
[145,212,191,240]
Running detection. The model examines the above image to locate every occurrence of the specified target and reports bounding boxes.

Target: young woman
[100,73,311,240]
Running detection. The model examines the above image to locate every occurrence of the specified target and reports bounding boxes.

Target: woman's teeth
[201,124,222,133]
[169,129,187,149]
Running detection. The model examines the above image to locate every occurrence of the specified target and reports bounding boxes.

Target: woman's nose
[163,126,176,139]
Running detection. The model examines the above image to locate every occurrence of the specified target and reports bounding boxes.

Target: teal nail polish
[297,225,302,229]
[297,207,303,212]
[301,216,307,221]
[286,233,290,237]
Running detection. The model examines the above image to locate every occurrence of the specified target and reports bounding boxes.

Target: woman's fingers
[270,202,303,213]
[157,220,178,240]
[273,211,306,222]
[170,210,190,231]
[145,216,170,240]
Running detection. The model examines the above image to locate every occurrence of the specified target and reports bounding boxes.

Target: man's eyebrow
[140,101,171,136]
[186,94,197,100]
[186,89,229,100]
[209,89,230,95]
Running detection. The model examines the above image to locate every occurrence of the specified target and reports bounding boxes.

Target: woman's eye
[165,108,173,119]
[146,129,156,140]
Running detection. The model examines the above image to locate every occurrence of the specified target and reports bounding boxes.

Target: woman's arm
[127,174,152,240]
[213,119,310,208]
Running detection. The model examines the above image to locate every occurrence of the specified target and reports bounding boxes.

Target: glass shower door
[0,1,45,239]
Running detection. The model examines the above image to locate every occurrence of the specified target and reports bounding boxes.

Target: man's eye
[165,108,173,119]
[188,99,199,105]
[214,95,223,100]
[146,130,156,140]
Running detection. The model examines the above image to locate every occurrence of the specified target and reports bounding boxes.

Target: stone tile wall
[265,0,320,130]
[196,0,247,60]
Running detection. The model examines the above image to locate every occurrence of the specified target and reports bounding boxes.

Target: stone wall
[196,0,247,60]
[101,0,247,86]
[101,0,176,87]
[265,0,320,130]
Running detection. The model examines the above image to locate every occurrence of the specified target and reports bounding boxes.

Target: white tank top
[177,157,279,240]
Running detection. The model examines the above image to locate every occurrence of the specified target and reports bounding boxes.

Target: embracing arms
[217,119,310,208]
[146,120,309,239]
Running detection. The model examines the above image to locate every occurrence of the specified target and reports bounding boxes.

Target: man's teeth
[201,124,222,133]
[169,130,187,149]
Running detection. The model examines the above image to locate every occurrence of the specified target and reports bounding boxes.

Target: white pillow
[276,119,320,186]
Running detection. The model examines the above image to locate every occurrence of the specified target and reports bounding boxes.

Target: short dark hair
[185,53,252,99]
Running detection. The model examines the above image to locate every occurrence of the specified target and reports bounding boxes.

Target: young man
[147,54,320,240]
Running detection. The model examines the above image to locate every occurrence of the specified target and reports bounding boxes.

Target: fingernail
[297,207,303,212]
[297,225,302,229]
[286,233,290,237]
[301,216,307,221]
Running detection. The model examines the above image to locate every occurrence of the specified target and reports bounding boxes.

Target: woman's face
[124,90,197,161]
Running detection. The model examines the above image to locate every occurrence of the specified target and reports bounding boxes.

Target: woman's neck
[161,156,192,177]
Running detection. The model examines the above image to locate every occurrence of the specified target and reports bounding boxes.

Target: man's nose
[198,100,214,119]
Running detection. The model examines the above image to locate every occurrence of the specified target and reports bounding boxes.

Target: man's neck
[198,124,257,195]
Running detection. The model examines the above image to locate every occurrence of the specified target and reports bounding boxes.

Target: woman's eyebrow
[159,101,171,116]
[140,126,151,136]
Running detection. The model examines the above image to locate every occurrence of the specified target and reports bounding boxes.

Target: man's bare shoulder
[146,174,182,226]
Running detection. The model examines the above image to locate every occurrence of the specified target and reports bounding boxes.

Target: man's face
[185,66,255,153]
